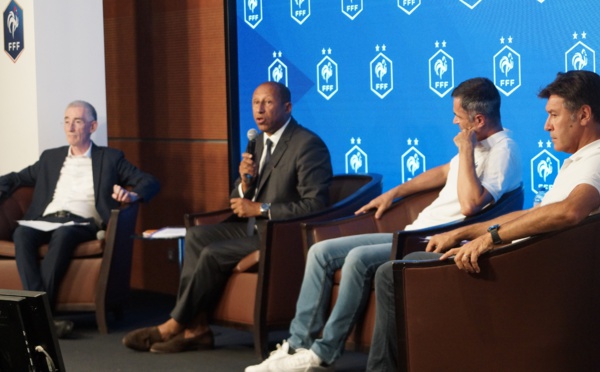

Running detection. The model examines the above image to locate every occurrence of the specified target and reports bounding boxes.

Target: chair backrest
[393,184,524,258]
[392,212,600,371]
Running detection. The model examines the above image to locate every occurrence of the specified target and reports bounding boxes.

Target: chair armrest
[392,184,525,259]
[0,186,33,241]
[302,186,443,255]
[184,209,234,228]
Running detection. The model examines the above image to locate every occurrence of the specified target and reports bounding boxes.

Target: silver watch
[260,203,271,217]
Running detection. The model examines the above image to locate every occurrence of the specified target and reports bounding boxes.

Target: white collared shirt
[406,129,522,230]
[541,139,600,213]
[43,144,101,224]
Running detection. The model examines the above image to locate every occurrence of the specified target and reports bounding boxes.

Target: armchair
[184,173,383,359]
[392,212,600,371]
[301,184,524,352]
[0,186,140,334]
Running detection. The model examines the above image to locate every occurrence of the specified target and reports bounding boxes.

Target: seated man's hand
[355,192,393,219]
[425,231,460,253]
[230,197,260,218]
[439,233,494,274]
[112,184,139,203]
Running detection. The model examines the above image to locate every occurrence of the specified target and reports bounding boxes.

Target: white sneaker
[268,349,334,372]
[245,340,295,372]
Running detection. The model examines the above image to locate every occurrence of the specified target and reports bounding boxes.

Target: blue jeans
[287,233,394,365]
[367,251,442,371]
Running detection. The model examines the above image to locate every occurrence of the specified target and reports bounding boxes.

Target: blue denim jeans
[287,233,394,365]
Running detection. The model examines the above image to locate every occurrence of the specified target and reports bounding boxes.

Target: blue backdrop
[231,0,599,207]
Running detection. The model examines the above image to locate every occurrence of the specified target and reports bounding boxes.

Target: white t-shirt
[405,129,522,230]
[541,139,600,212]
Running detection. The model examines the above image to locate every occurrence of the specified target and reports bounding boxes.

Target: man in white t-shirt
[246,77,522,372]
[368,70,600,371]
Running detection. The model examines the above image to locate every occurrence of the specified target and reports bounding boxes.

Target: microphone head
[247,128,258,141]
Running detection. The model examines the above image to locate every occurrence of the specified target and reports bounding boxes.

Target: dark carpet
[57,291,368,371]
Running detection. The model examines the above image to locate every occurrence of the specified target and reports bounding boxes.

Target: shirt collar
[564,138,600,165]
[68,143,93,158]
[263,117,291,148]
[477,128,509,150]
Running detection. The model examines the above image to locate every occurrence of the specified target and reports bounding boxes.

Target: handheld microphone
[244,128,259,183]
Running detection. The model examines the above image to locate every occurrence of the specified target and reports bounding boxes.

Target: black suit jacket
[0,143,160,227]
[231,118,333,220]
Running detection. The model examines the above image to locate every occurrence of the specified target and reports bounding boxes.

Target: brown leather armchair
[0,186,140,334]
[184,173,383,359]
[392,212,600,371]
[301,184,524,352]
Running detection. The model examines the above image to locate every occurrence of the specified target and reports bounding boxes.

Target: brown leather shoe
[150,330,214,353]
[122,326,163,351]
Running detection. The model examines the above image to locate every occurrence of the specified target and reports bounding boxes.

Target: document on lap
[142,227,186,239]
[17,220,90,232]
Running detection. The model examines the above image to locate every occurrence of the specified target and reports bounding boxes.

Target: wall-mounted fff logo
[4,0,24,63]
[268,51,288,86]
[401,138,426,182]
[459,0,482,9]
[342,0,363,20]
[291,0,310,25]
[429,40,454,98]
[370,44,393,99]
[530,140,560,194]
[493,36,521,96]
[317,48,339,100]
[397,0,421,15]
[244,0,262,29]
[345,137,368,174]
[565,32,596,72]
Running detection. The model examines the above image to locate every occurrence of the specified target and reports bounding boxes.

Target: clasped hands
[426,231,494,274]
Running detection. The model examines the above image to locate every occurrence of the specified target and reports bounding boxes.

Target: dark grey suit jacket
[231,118,333,220]
[0,143,160,227]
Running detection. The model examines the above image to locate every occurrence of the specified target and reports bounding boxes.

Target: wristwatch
[487,224,503,245]
[260,203,271,218]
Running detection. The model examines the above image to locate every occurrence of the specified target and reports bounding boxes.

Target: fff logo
[565,41,596,72]
[342,0,363,20]
[401,147,426,182]
[269,53,288,86]
[244,0,263,29]
[291,0,310,25]
[4,0,24,63]
[370,52,393,99]
[345,138,368,174]
[429,49,454,98]
[317,54,338,100]
[494,46,521,96]
[530,150,560,194]
[397,0,421,15]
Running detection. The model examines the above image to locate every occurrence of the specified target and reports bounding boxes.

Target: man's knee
[375,260,394,289]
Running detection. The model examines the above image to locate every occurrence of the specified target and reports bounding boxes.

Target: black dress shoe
[150,330,214,353]
[53,319,74,339]
[122,326,163,351]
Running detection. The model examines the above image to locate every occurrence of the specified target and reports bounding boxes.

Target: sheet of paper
[17,220,90,232]
[143,227,186,239]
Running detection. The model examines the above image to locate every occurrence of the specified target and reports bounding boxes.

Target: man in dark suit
[0,100,160,337]
[123,81,333,353]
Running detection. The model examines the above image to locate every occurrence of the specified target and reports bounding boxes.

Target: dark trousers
[13,215,98,309]
[170,221,260,325]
